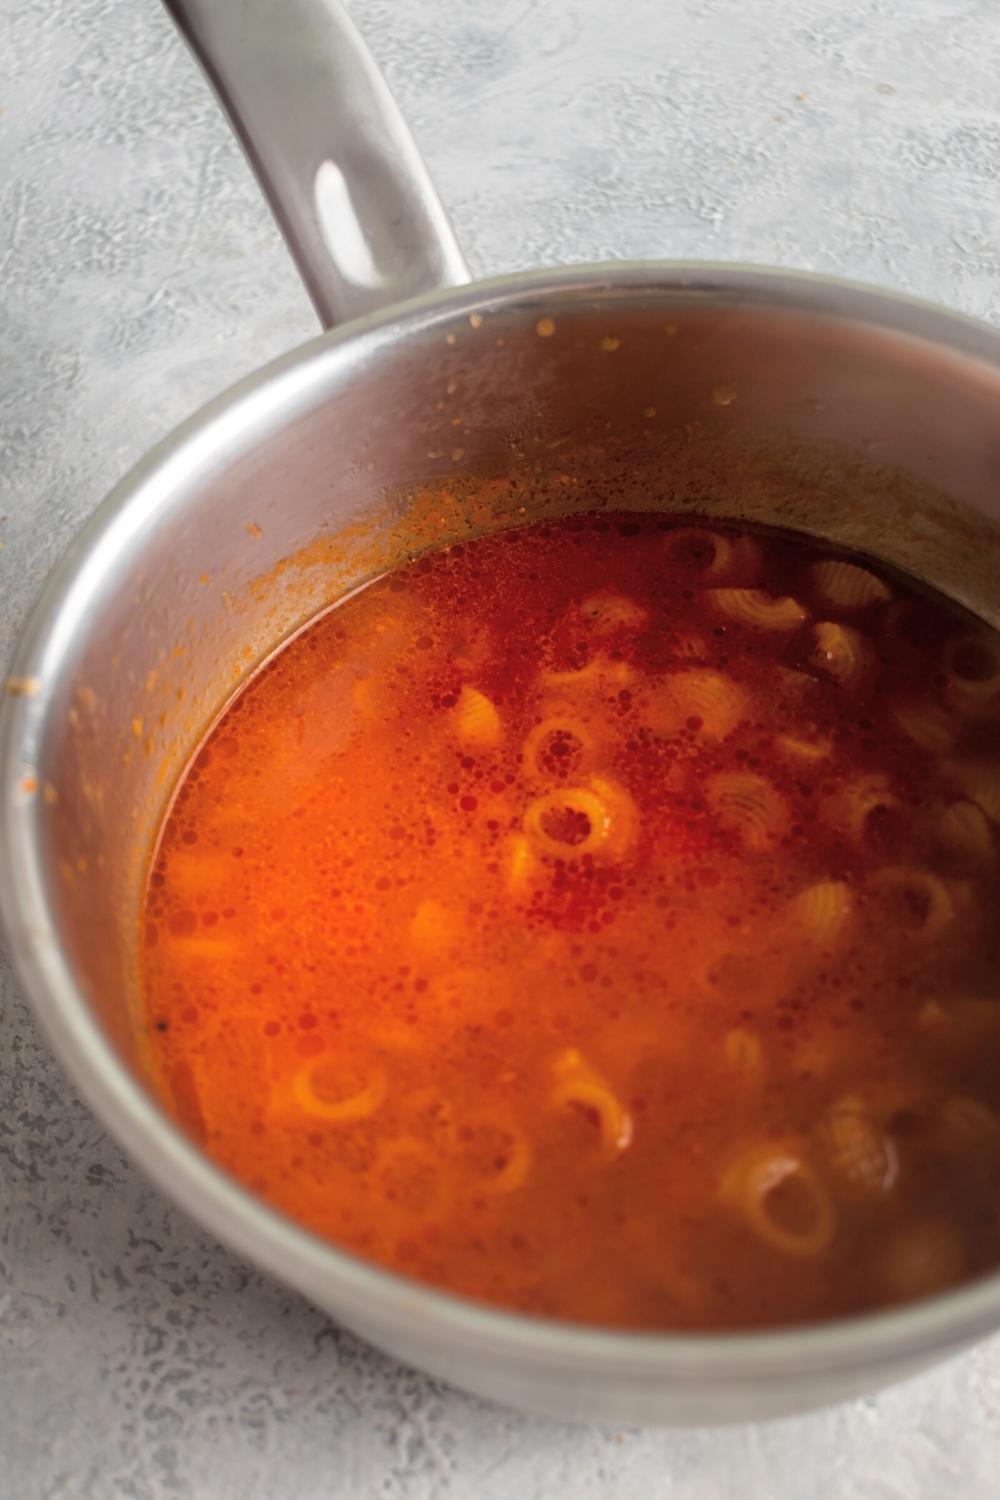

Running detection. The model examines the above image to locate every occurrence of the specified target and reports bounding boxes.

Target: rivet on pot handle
[162,0,471,329]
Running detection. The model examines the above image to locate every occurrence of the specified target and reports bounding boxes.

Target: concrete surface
[3,0,1000,1494]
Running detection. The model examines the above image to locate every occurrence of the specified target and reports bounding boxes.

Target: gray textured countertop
[3,0,1000,1495]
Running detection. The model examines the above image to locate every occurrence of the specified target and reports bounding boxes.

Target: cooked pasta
[865,866,954,939]
[523,776,636,859]
[891,695,957,755]
[810,559,891,609]
[942,632,1000,719]
[646,668,750,740]
[706,772,787,851]
[144,509,1000,1332]
[453,684,502,747]
[290,1058,387,1123]
[550,1048,633,1161]
[946,760,1000,824]
[720,1144,835,1257]
[818,1095,898,1198]
[707,588,807,630]
[824,773,900,846]
[660,527,764,584]
[786,880,854,949]
[809,621,872,687]
[661,527,734,578]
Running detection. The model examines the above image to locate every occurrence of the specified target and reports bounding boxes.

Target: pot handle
[162,0,471,329]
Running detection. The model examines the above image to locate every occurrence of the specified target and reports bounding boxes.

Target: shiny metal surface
[2,0,1000,1430]
[163,0,469,326]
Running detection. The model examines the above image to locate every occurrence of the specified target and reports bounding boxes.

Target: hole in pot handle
[162,0,470,329]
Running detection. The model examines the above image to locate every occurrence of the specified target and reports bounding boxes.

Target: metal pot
[2,0,999,1426]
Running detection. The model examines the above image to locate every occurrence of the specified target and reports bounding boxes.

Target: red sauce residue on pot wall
[141,512,1000,1330]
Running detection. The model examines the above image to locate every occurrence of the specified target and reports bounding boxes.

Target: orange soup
[141,514,1000,1329]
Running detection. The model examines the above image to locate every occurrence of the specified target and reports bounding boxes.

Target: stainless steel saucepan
[2,0,999,1425]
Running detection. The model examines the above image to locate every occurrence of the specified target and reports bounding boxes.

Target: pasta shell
[786,880,854,949]
[809,621,873,687]
[661,527,764,583]
[706,772,788,851]
[708,589,808,631]
[647,668,750,740]
[453,684,501,747]
[810,559,891,609]
[891,696,957,754]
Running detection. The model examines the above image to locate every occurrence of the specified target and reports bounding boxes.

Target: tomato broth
[142,513,1000,1329]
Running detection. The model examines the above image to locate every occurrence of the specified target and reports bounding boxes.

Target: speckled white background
[3,0,1000,1495]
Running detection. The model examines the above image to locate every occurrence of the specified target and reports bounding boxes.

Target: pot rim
[4,258,1000,1382]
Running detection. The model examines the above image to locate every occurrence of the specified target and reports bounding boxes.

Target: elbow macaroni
[550,1048,634,1162]
[720,1143,835,1257]
[707,588,808,630]
[523,775,636,860]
